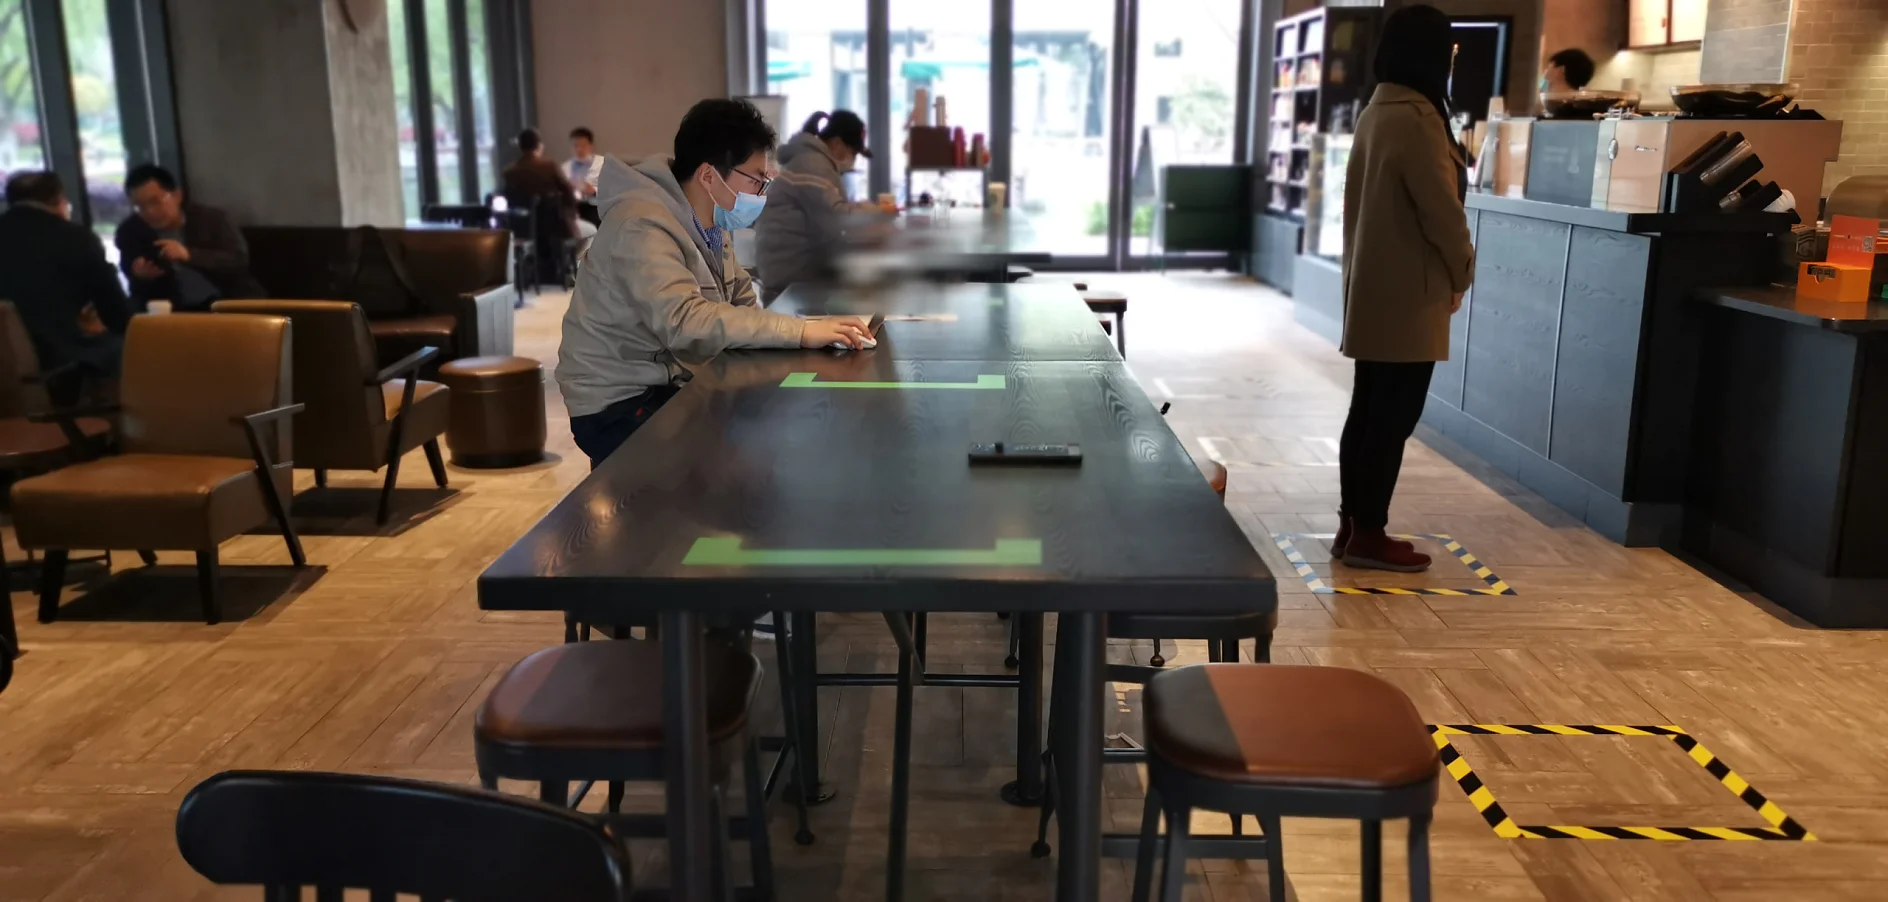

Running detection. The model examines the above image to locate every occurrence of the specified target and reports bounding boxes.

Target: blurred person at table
[567,126,604,199]
[0,171,132,404]
[1540,48,1595,95]
[753,110,894,302]
[503,127,592,240]
[557,98,870,469]
[1335,3,1474,573]
[115,164,263,312]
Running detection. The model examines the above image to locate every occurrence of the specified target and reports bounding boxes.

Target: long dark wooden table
[478,282,1276,901]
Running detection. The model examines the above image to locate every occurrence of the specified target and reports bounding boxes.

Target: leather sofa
[243,226,516,369]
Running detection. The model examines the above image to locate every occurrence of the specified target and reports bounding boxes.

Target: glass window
[0,0,45,180]
[1013,0,1114,256]
[1131,0,1240,254]
[889,0,991,205]
[765,0,869,201]
[467,0,496,202]
[62,0,129,235]
[388,0,421,221]
[425,0,461,204]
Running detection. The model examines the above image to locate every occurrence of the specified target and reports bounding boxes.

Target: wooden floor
[5,275,1887,901]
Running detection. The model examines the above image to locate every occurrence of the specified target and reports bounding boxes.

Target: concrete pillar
[166,1,402,227]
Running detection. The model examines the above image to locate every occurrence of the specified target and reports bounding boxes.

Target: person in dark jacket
[503,128,586,239]
[115,164,264,311]
[0,171,132,397]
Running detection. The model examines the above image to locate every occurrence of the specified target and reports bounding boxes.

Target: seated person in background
[754,109,894,302]
[0,171,132,403]
[567,127,603,200]
[115,164,263,311]
[502,128,591,240]
[1540,48,1595,94]
[556,98,869,469]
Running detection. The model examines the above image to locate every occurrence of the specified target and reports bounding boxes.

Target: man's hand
[154,239,190,263]
[130,257,164,280]
[1450,291,1465,314]
[77,304,106,338]
[800,317,871,350]
[583,182,598,198]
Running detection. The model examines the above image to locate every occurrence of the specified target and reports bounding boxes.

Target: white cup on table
[145,301,172,315]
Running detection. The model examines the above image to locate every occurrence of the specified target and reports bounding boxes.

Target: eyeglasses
[729,167,772,196]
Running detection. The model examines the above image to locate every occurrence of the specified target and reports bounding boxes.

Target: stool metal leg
[1159,805,1190,902]
[1361,819,1382,902]
[1408,814,1432,902]
[743,738,777,902]
[1130,788,1162,902]
[1005,613,1021,668]
[711,786,734,902]
[539,780,568,807]
[1261,815,1286,902]
[606,781,624,813]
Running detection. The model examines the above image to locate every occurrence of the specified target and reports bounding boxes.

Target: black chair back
[176,771,632,901]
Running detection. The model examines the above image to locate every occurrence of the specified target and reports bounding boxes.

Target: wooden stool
[435,356,546,468]
[1132,664,1440,902]
[474,638,789,900]
[1082,289,1128,356]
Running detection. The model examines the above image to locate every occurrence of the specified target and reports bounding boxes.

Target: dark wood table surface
[767,282,1119,363]
[478,282,1277,902]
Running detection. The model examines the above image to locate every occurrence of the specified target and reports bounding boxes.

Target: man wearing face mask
[557,98,871,469]
[754,110,893,302]
[1540,48,1595,96]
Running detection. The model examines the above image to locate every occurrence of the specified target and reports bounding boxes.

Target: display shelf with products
[1263,6,1380,224]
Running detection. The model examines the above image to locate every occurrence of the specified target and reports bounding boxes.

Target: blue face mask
[710,169,767,231]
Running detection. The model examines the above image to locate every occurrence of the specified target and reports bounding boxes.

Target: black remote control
[968,443,1083,465]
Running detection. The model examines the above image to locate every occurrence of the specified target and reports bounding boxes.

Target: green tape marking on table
[683,537,1043,567]
[779,372,1007,390]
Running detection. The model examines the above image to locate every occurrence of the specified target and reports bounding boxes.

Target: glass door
[889,0,992,206]
[0,0,45,180]
[1011,0,1114,259]
[1127,0,1243,260]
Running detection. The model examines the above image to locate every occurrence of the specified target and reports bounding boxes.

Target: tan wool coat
[1339,83,1476,363]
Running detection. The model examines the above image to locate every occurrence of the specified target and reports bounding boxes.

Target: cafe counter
[1406,192,1791,545]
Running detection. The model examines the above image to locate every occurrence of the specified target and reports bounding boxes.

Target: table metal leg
[661,611,714,902]
[1054,611,1105,902]
[1002,612,1044,806]
[788,611,834,804]
[887,611,917,902]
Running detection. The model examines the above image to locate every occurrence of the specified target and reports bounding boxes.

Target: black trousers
[1339,360,1435,531]
[569,386,679,470]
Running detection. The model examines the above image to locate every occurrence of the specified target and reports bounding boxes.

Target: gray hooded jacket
[753,133,881,300]
[556,155,804,417]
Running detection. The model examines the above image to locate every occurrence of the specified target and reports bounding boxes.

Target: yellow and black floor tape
[1431,724,1816,841]
[1272,533,1516,596]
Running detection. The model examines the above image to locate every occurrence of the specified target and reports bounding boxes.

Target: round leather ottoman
[436,356,546,468]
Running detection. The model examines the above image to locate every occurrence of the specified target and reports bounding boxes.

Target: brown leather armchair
[11,314,305,624]
[213,300,451,525]
[0,301,113,474]
[242,226,516,369]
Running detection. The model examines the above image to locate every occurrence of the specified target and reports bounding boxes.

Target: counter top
[1700,285,1888,333]
[1466,191,1797,235]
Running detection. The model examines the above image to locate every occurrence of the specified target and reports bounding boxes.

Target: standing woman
[754,110,891,302]
[1333,4,1474,572]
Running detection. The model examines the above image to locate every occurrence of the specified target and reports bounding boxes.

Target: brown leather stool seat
[1132,663,1440,902]
[471,638,781,897]
[475,639,759,755]
[1145,664,1437,789]
[1081,289,1127,356]
[435,356,546,468]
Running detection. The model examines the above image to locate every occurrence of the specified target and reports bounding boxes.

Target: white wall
[531,0,731,165]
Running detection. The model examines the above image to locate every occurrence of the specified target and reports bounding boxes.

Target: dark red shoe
[1331,515,1352,558]
[1341,529,1431,572]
